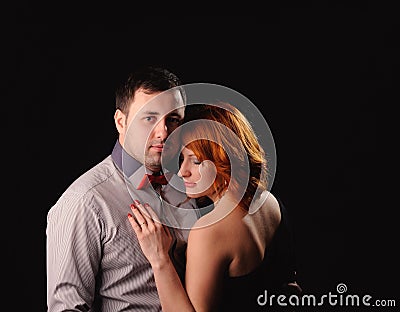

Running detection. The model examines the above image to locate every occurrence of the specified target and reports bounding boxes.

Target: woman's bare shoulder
[251,191,280,214]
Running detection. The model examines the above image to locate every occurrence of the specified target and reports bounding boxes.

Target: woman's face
[178,146,217,198]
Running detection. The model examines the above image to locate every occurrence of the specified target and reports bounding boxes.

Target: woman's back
[225,191,281,277]
[189,191,299,311]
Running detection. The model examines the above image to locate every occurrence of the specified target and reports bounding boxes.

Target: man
[46,66,200,311]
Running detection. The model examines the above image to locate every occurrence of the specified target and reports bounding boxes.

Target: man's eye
[144,116,155,122]
[167,117,181,124]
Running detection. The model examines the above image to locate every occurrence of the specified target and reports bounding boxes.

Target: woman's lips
[184,182,196,188]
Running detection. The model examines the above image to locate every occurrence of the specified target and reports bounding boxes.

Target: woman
[128,102,301,311]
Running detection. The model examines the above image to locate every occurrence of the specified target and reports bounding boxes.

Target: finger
[133,200,152,219]
[127,213,142,233]
[133,200,154,228]
[143,203,161,225]
[130,203,148,227]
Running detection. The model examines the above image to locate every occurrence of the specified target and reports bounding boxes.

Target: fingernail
[130,203,136,209]
[134,199,140,205]
[127,213,132,218]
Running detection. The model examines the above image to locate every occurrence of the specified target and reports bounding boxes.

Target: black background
[4,3,397,311]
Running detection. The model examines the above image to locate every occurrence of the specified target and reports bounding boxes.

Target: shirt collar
[111,140,142,177]
[111,140,165,189]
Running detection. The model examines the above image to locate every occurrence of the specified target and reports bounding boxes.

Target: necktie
[137,173,168,190]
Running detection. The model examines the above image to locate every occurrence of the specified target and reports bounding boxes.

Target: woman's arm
[184,224,229,311]
[128,201,195,312]
[128,201,229,312]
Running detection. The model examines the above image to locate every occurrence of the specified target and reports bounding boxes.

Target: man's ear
[114,109,126,134]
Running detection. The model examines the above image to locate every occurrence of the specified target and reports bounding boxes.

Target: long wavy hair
[180,102,267,211]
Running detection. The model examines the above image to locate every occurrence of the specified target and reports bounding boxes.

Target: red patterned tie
[137,173,168,190]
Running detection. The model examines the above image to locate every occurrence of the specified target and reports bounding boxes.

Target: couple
[46,66,301,311]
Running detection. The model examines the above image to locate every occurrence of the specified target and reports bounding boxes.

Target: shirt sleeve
[46,192,103,312]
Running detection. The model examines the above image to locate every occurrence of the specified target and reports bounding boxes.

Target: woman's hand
[128,200,173,269]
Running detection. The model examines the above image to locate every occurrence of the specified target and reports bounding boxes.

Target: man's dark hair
[116,66,183,115]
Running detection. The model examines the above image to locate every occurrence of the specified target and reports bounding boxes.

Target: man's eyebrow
[140,111,160,115]
[139,111,182,118]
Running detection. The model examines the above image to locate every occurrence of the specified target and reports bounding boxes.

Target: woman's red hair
[181,102,267,211]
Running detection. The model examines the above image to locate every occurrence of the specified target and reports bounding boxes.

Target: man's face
[123,88,185,172]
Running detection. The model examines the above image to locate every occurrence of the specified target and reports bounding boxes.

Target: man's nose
[153,119,168,140]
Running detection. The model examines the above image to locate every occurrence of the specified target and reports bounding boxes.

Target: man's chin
[145,155,162,171]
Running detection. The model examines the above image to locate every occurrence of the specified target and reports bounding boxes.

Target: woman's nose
[178,163,190,178]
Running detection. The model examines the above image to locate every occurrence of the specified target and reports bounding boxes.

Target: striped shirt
[46,141,200,311]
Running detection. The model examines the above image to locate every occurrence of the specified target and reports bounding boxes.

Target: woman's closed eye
[192,159,201,165]
[179,155,201,165]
